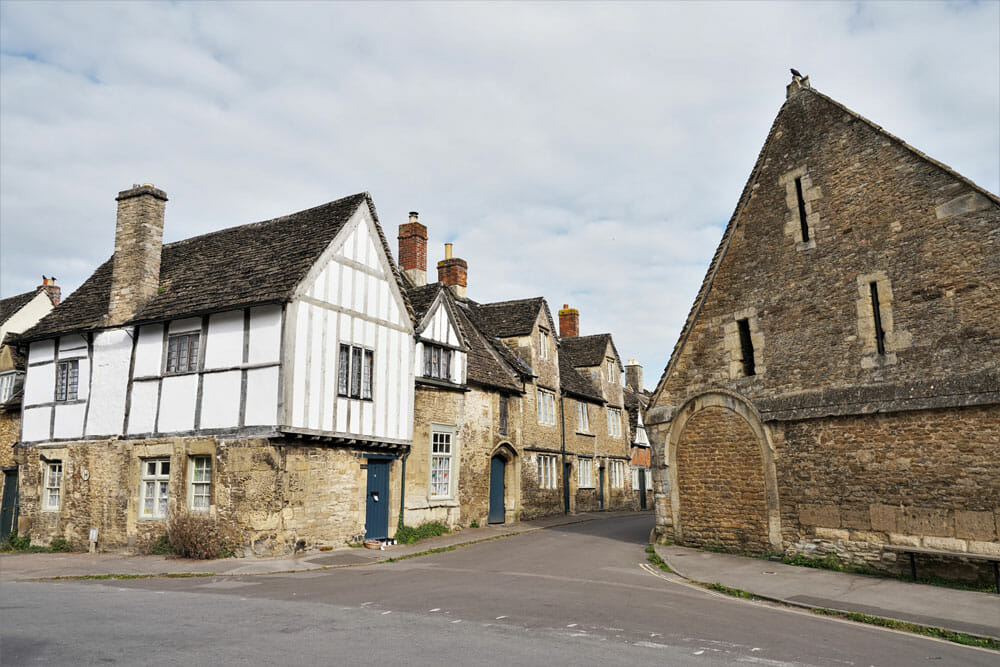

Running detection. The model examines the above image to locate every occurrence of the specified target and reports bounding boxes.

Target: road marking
[567,623,577,627]
[496,615,507,619]
[451,619,461,624]
[429,608,440,612]
[381,611,391,615]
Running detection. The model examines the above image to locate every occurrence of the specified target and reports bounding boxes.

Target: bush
[49,537,74,553]
[166,512,244,560]
[394,521,450,545]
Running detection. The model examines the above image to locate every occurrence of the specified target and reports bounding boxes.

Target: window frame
[606,359,617,384]
[538,328,550,360]
[139,458,171,520]
[422,343,453,381]
[43,461,62,511]
[538,454,558,490]
[338,343,375,400]
[609,460,625,489]
[537,389,556,426]
[606,407,622,438]
[429,425,455,500]
[188,455,212,512]
[0,370,18,403]
[55,360,79,402]
[498,394,509,436]
[165,332,201,374]
[576,400,590,433]
[578,457,594,488]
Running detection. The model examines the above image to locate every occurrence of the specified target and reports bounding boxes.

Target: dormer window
[606,359,617,384]
[538,328,550,360]
[423,344,453,381]
[166,332,200,373]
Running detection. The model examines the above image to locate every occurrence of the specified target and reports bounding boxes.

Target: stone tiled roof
[559,353,604,402]
[20,193,410,342]
[470,297,551,338]
[0,289,42,325]
[559,334,622,370]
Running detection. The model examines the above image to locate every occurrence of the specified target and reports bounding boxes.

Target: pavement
[2,511,997,642]
[654,542,1000,641]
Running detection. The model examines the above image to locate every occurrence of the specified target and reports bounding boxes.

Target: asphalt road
[1,514,994,666]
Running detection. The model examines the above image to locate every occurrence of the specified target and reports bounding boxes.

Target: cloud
[2,1,997,383]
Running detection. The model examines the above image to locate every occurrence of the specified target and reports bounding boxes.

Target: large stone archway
[667,391,781,553]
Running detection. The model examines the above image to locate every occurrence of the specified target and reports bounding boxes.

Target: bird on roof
[790,68,803,78]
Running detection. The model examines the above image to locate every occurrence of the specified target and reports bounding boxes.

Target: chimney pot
[37,276,61,306]
[558,304,579,338]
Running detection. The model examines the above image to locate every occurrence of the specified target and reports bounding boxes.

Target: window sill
[137,516,167,522]
[575,431,595,437]
[428,498,459,507]
[336,395,374,402]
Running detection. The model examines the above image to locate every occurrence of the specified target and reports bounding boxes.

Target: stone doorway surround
[665,390,782,552]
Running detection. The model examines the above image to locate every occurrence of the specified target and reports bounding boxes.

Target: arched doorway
[667,391,781,554]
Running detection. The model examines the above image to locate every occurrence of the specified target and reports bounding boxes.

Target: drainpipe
[559,392,569,514]
[398,448,410,530]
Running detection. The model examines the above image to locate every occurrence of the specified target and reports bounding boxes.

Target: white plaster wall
[158,374,198,432]
[204,311,243,369]
[85,329,132,436]
[53,403,86,439]
[28,340,55,364]
[58,334,87,354]
[23,361,54,405]
[21,406,51,442]
[248,306,281,364]
[127,380,159,434]
[133,324,164,377]
[169,318,201,334]
[0,291,53,343]
[200,371,241,429]
[245,366,278,426]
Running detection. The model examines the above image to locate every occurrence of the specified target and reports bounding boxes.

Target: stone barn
[645,74,999,580]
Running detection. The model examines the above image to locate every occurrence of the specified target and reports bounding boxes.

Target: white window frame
[578,457,594,488]
[338,344,374,400]
[0,370,18,403]
[606,359,617,384]
[538,328,550,360]
[609,460,625,489]
[537,389,556,426]
[188,455,212,511]
[538,454,558,490]
[607,408,622,438]
[139,458,171,520]
[576,400,590,433]
[55,359,79,401]
[43,461,62,511]
[429,425,455,499]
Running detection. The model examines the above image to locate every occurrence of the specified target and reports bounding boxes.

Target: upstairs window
[737,319,756,377]
[606,359,617,384]
[498,395,509,436]
[338,344,374,399]
[538,329,550,360]
[55,360,79,401]
[139,458,170,520]
[166,332,200,373]
[423,344,452,381]
[607,408,622,438]
[0,371,18,403]
[537,389,556,426]
[577,400,590,433]
[870,282,886,355]
[43,461,62,511]
[794,176,810,242]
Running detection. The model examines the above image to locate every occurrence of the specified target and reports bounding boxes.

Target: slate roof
[0,289,44,325]
[559,334,622,370]
[20,193,410,342]
[558,353,604,402]
[470,297,551,338]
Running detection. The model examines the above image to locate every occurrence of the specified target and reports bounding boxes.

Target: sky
[1,1,998,388]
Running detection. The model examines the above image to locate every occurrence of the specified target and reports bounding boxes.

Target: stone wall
[15,436,397,554]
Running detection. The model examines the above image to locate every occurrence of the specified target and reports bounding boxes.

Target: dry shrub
[166,511,245,559]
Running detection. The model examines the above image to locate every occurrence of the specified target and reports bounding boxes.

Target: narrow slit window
[498,395,508,436]
[794,177,809,242]
[870,282,886,355]
[338,344,350,396]
[737,318,756,376]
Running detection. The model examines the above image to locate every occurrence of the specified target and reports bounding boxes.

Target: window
[606,359,617,384]
[338,344,374,399]
[737,318,756,376]
[538,454,558,489]
[870,282,886,355]
[189,456,211,511]
[578,457,594,488]
[423,344,452,381]
[577,400,590,433]
[166,332,200,373]
[43,461,62,510]
[538,329,550,360]
[139,458,170,519]
[429,429,453,498]
[55,360,79,401]
[499,395,509,436]
[0,371,17,403]
[537,389,556,425]
[794,176,810,242]
[609,460,625,489]
[607,408,622,438]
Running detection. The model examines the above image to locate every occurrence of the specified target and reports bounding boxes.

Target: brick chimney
[398,211,427,287]
[37,276,61,306]
[558,304,579,338]
[625,359,643,393]
[108,183,167,325]
[437,243,467,299]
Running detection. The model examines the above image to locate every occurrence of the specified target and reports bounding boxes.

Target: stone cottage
[645,74,999,578]
[397,215,641,527]
[13,185,414,553]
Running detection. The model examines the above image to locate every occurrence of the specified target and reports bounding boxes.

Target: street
[1,514,994,666]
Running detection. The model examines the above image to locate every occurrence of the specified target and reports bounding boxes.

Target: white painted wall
[158,374,198,432]
[286,202,414,442]
[200,370,241,429]
[204,311,243,369]
[415,298,467,385]
[0,291,53,344]
[85,329,133,437]
[127,380,159,434]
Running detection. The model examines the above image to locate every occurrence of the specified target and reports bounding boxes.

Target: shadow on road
[544,511,654,544]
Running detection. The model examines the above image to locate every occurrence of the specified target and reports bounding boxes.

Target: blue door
[365,460,390,539]
[598,466,605,510]
[488,455,505,524]
[0,469,17,540]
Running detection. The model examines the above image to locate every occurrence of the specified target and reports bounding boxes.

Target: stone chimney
[108,183,167,325]
[558,304,579,338]
[786,70,811,99]
[437,243,467,299]
[37,276,61,306]
[625,359,643,393]
[398,211,427,287]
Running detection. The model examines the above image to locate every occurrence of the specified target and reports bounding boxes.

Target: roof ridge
[477,296,545,308]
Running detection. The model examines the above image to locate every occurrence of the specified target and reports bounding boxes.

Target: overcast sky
[1,1,997,387]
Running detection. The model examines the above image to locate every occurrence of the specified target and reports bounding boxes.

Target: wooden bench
[883,545,1000,594]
